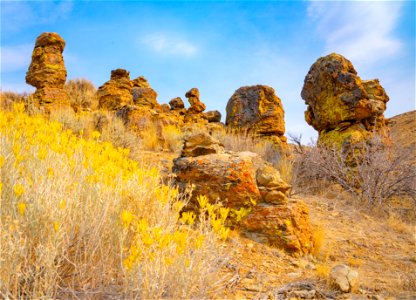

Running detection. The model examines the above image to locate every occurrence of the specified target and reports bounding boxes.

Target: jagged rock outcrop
[97,69,133,110]
[301,53,389,148]
[131,76,160,109]
[173,133,313,254]
[226,85,287,149]
[25,32,70,111]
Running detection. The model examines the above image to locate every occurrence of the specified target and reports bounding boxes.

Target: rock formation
[173,133,313,254]
[301,53,389,148]
[185,88,206,114]
[204,110,222,123]
[25,32,70,112]
[97,69,133,110]
[182,88,208,126]
[226,85,287,149]
[169,97,185,111]
[330,264,359,293]
[131,76,160,109]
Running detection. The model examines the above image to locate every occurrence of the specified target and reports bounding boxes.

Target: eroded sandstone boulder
[25,32,70,111]
[97,69,133,110]
[204,110,222,123]
[131,76,160,109]
[169,97,185,110]
[301,53,389,147]
[173,133,313,254]
[226,85,287,149]
[181,132,224,157]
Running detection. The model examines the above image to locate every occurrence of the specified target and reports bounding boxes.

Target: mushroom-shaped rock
[97,69,133,110]
[301,53,389,147]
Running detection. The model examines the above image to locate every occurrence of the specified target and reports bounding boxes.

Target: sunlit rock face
[301,53,389,148]
[26,32,71,112]
[226,85,288,150]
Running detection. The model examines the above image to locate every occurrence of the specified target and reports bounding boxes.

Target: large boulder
[25,32,70,111]
[226,85,287,149]
[301,53,389,147]
[97,69,133,110]
[131,76,160,109]
[173,133,313,254]
[174,150,261,210]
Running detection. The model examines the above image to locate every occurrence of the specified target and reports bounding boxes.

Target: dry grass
[64,78,98,112]
[212,128,283,166]
[0,104,229,299]
[162,124,184,153]
[291,136,416,210]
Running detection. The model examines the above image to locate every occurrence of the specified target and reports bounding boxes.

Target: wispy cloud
[308,1,403,65]
[1,1,73,33]
[1,44,33,73]
[140,33,197,56]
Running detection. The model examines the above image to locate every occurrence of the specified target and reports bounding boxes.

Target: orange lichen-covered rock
[25,32,70,111]
[173,151,262,211]
[173,133,313,254]
[241,200,313,254]
[301,53,389,147]
[131,76,160,109]
[186,88,206,114]
[26,32,67,89]
[169,97,185,110]
[226,85,287,149]
[97,69,133,110]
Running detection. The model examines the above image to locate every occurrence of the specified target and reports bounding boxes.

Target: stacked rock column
[25,32,71,113]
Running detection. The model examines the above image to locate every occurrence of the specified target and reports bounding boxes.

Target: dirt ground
[219,193,415,299]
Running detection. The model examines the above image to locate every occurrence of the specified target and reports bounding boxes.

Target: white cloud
[308,1,403,65]
[0,44,33,73]
[140,33,197,56]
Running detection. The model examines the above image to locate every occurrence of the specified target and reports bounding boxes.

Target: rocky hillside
[388,110,416,149]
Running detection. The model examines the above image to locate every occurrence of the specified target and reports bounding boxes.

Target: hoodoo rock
[226,85,287,149]
[131,76,160,109]
[301,53,389,147]
[97,69,133,110]
[25,32,70,111]
[185,88,206,114]
[173,133,313,254]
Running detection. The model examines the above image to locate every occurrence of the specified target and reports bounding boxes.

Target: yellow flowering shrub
[0,104,228,299]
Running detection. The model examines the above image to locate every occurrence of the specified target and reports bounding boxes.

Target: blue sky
[1,1,415,141]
